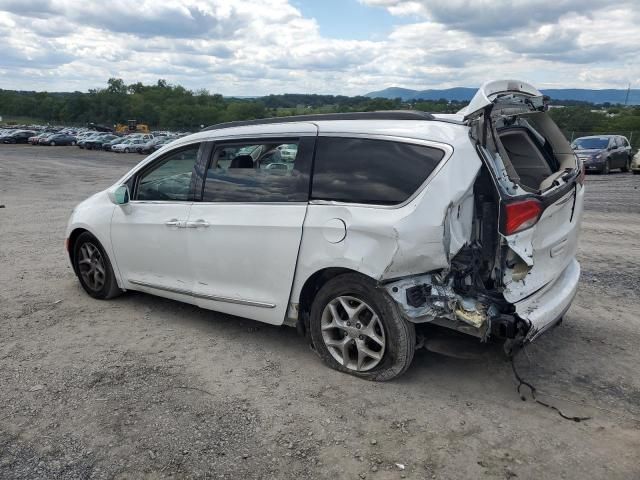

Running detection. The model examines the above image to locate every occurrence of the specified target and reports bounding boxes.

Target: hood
[458,79,545,121]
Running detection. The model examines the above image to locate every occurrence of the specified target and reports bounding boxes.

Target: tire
[633,170,640,175]
[71,141,76,146]
[73,232,122,300]
[602,160,610,174]
[50,141,56,146]
[309,273,416,381]
[124,148,130,153]
[621,157,630,173]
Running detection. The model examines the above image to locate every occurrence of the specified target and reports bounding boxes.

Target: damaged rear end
[387,80,584,349]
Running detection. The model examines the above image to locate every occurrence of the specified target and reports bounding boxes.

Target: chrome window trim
[311,134,454,210]
[128,279,276,309]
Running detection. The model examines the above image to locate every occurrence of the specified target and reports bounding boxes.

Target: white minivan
[66,80,584,380]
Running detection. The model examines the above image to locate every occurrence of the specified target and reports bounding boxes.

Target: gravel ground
[1,145,639,480]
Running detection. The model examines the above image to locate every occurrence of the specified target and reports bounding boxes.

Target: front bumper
[583,159,604,171]
[514,259,580,342]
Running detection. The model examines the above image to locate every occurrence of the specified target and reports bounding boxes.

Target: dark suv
[572,135,632,174]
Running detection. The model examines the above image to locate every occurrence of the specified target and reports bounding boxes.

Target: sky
[0,0,638,96]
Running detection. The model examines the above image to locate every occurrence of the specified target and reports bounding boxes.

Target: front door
[186,132,316,325]
[111,143,202,299]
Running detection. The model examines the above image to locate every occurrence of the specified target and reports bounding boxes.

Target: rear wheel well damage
[295,268,374,338]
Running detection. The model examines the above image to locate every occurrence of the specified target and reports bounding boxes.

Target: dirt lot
[1,145,639,480]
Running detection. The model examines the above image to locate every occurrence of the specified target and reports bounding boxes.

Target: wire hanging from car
[510,347,591,423]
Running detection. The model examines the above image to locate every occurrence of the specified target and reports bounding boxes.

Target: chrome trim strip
[128,279,276,308]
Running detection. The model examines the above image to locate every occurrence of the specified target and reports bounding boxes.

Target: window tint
[311,137,444,205]
[136,145,200,201]
[202,138,312,202]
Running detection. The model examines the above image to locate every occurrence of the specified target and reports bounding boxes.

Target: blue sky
[294,0,409,40]
[0,0,638,95]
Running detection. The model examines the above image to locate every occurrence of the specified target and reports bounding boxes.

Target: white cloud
[0,0,638,95]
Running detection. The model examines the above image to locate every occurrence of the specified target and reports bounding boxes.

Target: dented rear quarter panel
[289,127,481,308]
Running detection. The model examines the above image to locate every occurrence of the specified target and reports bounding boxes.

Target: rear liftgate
[385,80,583,349]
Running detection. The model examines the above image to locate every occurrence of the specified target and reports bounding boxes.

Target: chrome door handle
[185,219,210,228]
[165,219,182,227]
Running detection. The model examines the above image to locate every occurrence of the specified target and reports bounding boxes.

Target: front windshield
[572,137,609,150]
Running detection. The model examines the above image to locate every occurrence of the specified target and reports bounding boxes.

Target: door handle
[185,219,210,228]
[165,219,183,227]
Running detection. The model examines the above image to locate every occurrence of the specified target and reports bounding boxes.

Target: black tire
[71,141,76,146]
[124,148,130,153]
[633,170,640,175]
[602,160,610,174]
[309,273,416,381]
[50,141,56,146]
[621,157,630,173]
[73,232,122,300]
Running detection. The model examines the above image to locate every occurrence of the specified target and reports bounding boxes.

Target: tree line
[0,78,465,129]
[1,78,639,148]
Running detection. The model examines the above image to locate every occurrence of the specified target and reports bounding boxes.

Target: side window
[202,138,312,202]
[135,144,200,201]
[311,137,445,205]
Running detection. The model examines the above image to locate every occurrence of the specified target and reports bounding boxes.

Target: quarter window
[202,138,312,202]
[311,137,444,205]
[135,145,200,201]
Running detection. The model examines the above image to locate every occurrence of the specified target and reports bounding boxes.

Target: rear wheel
[309,273,416,381]
[73,232,121,300]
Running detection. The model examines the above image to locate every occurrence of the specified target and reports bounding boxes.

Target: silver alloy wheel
[78,242,106,291]
[320,295,386,372]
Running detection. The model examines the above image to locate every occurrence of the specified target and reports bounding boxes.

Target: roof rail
[202,110,435,131]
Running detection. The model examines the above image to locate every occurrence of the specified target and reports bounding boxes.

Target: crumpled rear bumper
[514,258,580,342]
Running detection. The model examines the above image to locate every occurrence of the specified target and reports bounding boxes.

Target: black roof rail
[202,110,435,131]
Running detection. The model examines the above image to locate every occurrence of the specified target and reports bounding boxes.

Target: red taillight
[504,199,542,235]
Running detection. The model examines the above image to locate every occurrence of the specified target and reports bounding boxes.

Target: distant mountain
[365,87,640,105]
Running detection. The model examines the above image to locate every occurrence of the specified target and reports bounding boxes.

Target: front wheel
[124,148,130,153]
[309,273,416,381]
[73,232,122,300]
[71,141,76,146]
[602,160,610,174]
[50,141,56,146]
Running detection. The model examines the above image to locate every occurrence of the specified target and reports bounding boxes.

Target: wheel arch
[295,267,377,335]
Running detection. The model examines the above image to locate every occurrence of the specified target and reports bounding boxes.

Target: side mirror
[609,145,618,150]
[110,185,130,205]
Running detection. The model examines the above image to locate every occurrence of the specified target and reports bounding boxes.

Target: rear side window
[202,137,313,202]
[311,137,444,205]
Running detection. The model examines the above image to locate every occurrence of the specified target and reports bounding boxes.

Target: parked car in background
[631,151,640,175]
[85,134,118,150]
[28,132,49,145]
[43,133,77,146]
[66,80,584,380]
[102,138,123,151]
[151,138,175,152]
[572,135,632,174]
[1,130,36,144]
[111,138,145,153]
[136,137,167,154]
[36,133,56,145]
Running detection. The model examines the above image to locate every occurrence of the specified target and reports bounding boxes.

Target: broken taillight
[503,199,542,235]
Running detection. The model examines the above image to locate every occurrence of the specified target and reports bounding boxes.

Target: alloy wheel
[77,242,106,292]
[320,295,386,372]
